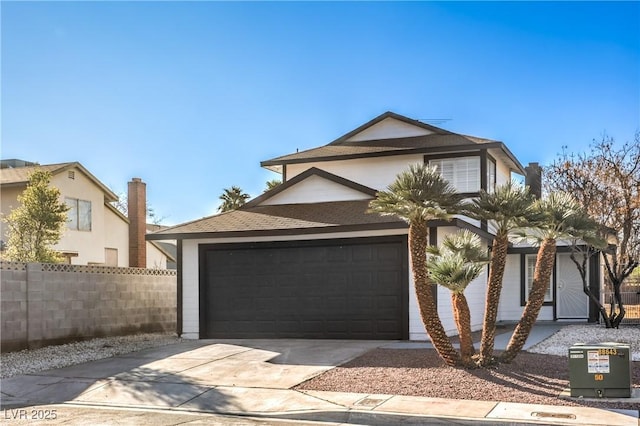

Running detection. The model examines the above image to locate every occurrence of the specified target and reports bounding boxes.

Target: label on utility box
[587,350,610,373]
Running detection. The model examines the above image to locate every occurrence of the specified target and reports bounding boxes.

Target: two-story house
[148,112,599,340]
[1,160,173,269]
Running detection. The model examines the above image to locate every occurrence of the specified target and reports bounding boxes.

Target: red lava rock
[295,349,640,411]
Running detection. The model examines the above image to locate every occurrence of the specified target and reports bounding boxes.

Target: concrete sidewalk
[1,327,638,426]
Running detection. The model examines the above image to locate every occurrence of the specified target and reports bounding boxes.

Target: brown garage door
[199,236,408,339]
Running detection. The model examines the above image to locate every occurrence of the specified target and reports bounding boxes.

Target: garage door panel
[300,320,325,333]
[352,245,373,262]
[324,275,348,294]
[326,296,347,313]
[376,244,402,261]
[350,320,373,333]
[254,297,278,314]
[378,320,401,333]
[350,296,374,313]
[299,296,324,314]
[200,237,408,339]
[351,272,373,291]
[327,246,349,262]
[301,247,325,264]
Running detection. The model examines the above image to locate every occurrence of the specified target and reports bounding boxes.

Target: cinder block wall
[1,262,177,352]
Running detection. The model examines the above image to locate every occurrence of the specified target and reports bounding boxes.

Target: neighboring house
[1,160,171,269]
[148,111,598,341]
[147,224,177,270]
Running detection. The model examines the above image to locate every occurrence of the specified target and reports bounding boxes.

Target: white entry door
[556,253,589,319]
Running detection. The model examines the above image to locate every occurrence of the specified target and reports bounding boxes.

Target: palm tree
[264,179,282,192]
[427,230,489,367]
[218,186,250,212]
[369,164,465,367]
[465,182,539,366]
[501,192,600,362]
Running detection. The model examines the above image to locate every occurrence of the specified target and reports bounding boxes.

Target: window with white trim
[430,157,480,193]
[525,254,553,302]
[66,197,92,231]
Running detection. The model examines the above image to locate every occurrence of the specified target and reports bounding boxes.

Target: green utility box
[568,342,632,398]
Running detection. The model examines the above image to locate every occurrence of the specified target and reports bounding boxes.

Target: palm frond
[369,164,464,224]
[427,252,486,293]
[534,192,601,240]
[465,181,541,235]
[427,230,488,293]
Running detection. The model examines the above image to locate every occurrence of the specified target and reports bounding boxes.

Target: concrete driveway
[1,339,384,415]
[3,333,637,426]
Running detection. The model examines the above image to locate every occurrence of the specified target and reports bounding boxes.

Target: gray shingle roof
[258,111,525,172]
[147,200,407,240]
[0,161,119,202]
[262,134,498,166]
[0,163,73,185]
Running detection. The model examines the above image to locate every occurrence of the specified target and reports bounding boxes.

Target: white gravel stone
[1,333,181,378]
[528,324,640,361]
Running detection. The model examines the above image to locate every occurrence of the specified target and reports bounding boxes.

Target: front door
[556,253,589,319]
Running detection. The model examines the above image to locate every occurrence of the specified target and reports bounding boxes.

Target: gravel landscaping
[296,324,640,411]
[0,333,181,378]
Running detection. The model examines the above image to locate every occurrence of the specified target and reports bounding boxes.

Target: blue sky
[2,1,638,225]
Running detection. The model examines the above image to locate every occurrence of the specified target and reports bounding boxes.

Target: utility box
[568,342,632,398]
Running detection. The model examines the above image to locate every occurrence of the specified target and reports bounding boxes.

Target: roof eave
[145,221,409,241]
[262,142,526,176]
[261,143,495,167]
[58,162,119,202]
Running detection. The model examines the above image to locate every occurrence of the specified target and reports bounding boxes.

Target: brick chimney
[128,178,146,268]
[525,162,542,199]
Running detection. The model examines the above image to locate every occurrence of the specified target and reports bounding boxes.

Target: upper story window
[429,156,480,193]
[66,197,92,231]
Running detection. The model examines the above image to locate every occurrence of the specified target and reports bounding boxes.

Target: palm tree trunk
[452,292,475,367]
[410,222,460,367]
[478,233,509,366]
[501,238,556,363]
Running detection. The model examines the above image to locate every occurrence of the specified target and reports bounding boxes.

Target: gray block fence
[1,261,177,352]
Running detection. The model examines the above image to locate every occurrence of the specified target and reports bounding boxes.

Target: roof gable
[261,112,525,175]
[344,116,432,142]
[0,161,119,202]
[245,167,377,207]
[330,111,449,145]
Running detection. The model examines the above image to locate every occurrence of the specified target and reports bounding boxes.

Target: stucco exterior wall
[345,117,432,142]
[260,175,371,205]
[285,154,426,191]
[104,206,129,267]
[496,158,512,186]
[0,186,24,241]
[50,168,108,265]
[147,243,168,270]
